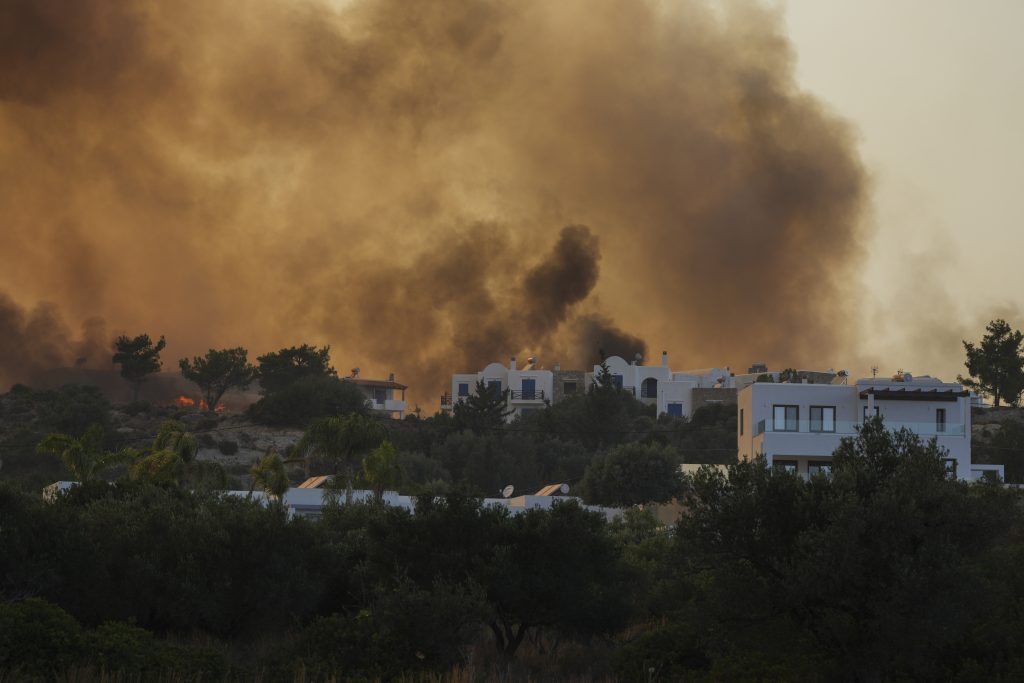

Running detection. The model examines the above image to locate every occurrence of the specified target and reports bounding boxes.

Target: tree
[678,418,1020,680]
[250,452,289,508]
[112,334,166,402]
[581,443,684,506]
[483,501,632,659]
[247,375,368,427]
[958,319,1024,407]
[179,347,256,411]
[452,380,512,435]
[129,420,205,486]
[295,414,387,499]
[361,440,402,500]
[256,344,335,394]
[36,424,132,483]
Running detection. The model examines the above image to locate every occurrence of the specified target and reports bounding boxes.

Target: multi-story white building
[442,357,554,421]
[737,373,1004,481]
[594,353,734,418]
[343,372,407,419]
[442,352,754,421]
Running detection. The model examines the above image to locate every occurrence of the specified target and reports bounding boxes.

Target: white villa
[594,352,735,418]
[441,352,749,421]
[442,357,555,421]
[737,373,1004,481]
[343,371,407,419]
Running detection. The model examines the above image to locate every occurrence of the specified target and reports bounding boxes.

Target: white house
[737,373,1004,481]
[442,357,554,422]
[593,352,734,418]
[342,372,407,419]
[224,484,621,521]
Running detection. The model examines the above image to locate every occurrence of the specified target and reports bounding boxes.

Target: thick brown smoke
[0,0,866,406]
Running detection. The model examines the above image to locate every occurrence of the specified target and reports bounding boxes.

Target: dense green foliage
[2,414,1024,680]
[179,347,257,410]
[0,385,115,489]
[975,416,1024,483]
[255,344,336,394]
[580,442,684,506]
[959,318,1024,407]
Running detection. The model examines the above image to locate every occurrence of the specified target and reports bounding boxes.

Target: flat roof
[858,386,968,402]
[343,377,408,390]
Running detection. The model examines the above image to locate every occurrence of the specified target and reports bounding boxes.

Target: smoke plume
[0,0,867,406]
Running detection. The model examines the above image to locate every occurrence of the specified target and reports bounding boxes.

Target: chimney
[388,373,395,382]
[553,361,561,372]
[510,356,517,371]
[661,351,668,367]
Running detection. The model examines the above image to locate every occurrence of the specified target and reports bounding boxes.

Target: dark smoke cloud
[0,0,867,407]
[0,294,109,387]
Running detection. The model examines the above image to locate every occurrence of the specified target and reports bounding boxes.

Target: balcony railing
[509,389,546,401]
[753,419,965,437]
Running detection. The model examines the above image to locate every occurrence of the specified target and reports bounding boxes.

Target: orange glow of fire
[171,396,225,412]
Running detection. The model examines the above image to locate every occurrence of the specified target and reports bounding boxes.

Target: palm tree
[36,424,133,483]
[130,420,201,485]
[361,440,402,502]
[250,451,290,510]
[294,414,386,503]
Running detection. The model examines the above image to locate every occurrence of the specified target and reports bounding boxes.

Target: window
[740,409,744,436]
[773,405,799,432]
[373,388,386,404]
[936,408,946,433]
[807,461,832,476]
[457,382,470,397]
[521,378,536,400]
[612,374,624,390]
[809,406,835,433]
[563,381,577,395]
[862,405,880,422]
[774,460,798,474]
[487,380,502,397]
[667,403,683,417]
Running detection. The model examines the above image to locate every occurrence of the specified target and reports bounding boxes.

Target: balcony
[753,419,965,437]
[509,389,546,401]
[440,393,470,408]
[368,398,406,413]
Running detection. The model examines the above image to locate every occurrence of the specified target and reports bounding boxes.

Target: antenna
[501,484,514,498]
[871,365,878,378]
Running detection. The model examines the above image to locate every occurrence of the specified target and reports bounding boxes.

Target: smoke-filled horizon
[0,0,868,407]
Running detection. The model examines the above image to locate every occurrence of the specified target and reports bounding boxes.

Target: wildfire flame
[172,395,226,412]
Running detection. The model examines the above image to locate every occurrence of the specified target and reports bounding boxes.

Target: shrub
[0,599,84,677]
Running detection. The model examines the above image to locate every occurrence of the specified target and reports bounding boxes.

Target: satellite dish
[903,373,913,383]
[501,484,514,498]
[351,367,360,377]
[559,483,570,495]
[635,352,643,362]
